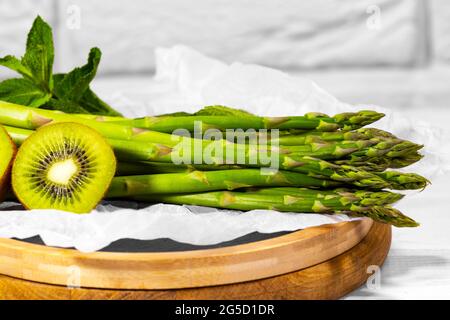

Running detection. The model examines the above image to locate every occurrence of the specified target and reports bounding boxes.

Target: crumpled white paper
[0,45,448,252]
[0,202,355,253]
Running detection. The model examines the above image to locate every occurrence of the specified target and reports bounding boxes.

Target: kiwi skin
[11,122,117,213]
[0,125,17,202]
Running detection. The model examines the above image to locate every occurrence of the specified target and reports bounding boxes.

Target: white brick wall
[0,0,55,77]
[0,0,445,76]
[55,0,422,74]
[431,0,450,63]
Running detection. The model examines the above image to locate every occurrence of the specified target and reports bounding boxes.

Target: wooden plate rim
[0,222,391,300]
[0,219,373,289]
[0,219,371,259]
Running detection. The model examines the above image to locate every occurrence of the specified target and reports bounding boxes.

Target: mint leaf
[45,98,89,113]
[194,105,255,116]
[21,15,54,92]
[53,74,120,115]
[155,106,255,118]
[0,15,121,116]
[80,88,123,116]
[0,78,51,107]
[156,111,193,117]
[0,55,33,79]
[54,47,101,102]
[53,47,122,116]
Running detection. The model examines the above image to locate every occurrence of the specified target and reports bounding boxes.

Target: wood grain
[0,219,372,290]
[0,222,391,300]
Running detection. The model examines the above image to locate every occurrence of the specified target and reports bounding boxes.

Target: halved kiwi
[0,125,17,200]
[12,122,116,213]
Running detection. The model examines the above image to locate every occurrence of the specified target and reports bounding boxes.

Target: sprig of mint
[0,15,121,116]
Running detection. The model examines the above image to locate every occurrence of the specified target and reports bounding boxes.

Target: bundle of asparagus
[0,16,426,229]
[0,101,427,227]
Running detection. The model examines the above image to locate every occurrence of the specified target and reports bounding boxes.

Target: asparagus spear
[107,169,343,197]
[0,100,384,133]
[342,140,423,162]
[75,110,385,132]
[333,151,424,171]
[116,161,244,175]
[390,152,424,168]
[244,187,404,206]
[4,125,428,190]
[117,150,424,176]
[229,127,396,145]
[0,100,171,143]
[374,171,430,190]
[129,188,418,227]
[278,157,427,190]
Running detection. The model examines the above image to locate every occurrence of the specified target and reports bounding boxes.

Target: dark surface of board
[3,200,294,253]
[18,231,292,252]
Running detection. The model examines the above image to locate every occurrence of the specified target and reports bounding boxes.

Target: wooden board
[0,222,391,300]
[0,219,373,290]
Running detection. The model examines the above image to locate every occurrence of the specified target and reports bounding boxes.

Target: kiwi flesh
[12,122,116,213]
[0,125,17,200]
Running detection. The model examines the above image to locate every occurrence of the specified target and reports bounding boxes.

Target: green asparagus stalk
[275,132,368,146]
[244,187,404,206]
[117,149,424,176]
[129,189,418,227]
[74,109,385,132]
[374,171,430,190]
[4,125,428,190]
[336,139,420,162]
[229,127,396,145]
[107,169,343,198]
[333,151,424,171]
[335,140,423,163]
[279,159,427,190]
[389,152,424,168]
[116,161,244,175]
[3,125,30,146]
[0,100,172,143]
[1,168,342,200]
